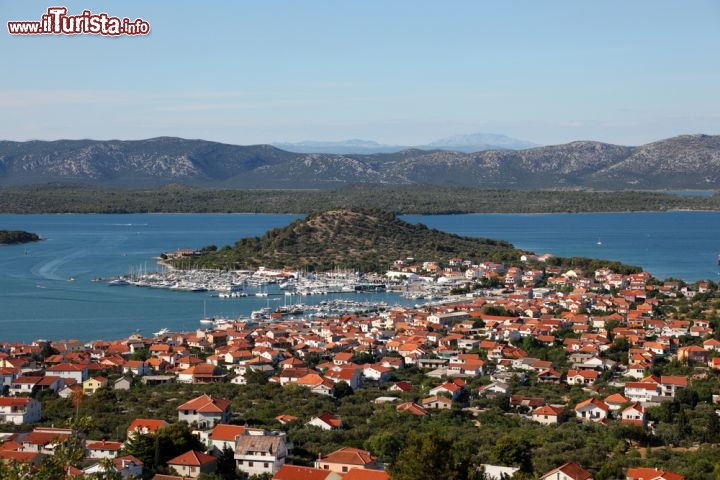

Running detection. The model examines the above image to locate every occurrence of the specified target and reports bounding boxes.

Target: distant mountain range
[272,133,538,154]
[0,134,719,190]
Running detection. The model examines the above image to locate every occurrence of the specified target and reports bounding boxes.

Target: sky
[1,1,719,147]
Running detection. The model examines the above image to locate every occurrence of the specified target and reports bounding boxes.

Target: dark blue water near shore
[0,212,718,342]
[402,211,720,282]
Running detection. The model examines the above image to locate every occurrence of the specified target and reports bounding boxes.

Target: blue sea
[0,212,718,343]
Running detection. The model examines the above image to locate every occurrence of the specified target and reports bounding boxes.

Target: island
[174,209,641,274]
[0,229,40,245]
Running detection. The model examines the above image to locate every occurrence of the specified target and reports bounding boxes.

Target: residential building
[314,447,379,474]
[574,398,609,423]
[166,450,217,478]
[235,433,289,476]
[307,412,342,430]
[541,462,594,480]
[176,394,232,429]
[0,397,41,424]
[273,465,342,480]
[127,418,168,439]
[626,468,684,480]
[532,405,564,425]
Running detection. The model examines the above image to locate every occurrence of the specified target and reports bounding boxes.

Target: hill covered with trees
[1,184,719,215]
[0,230,40,245]
[179,209,524,272]
[177,209,641,275]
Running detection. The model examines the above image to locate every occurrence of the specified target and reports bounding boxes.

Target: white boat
[213,318,233,329]
[108,279,130,286]
[154,327,170,336]
[250,307,271,320]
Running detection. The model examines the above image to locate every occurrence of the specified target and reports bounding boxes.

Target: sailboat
[199,300,214,324]
[596,239,602,245]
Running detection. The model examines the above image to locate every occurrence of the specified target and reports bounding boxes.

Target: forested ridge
[180,209,523,272]
[1,184,719,214]
[178,209,643,274]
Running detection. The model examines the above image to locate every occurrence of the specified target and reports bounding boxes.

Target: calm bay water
[1,212,718,343]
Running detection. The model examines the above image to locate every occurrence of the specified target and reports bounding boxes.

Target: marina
[103,266,388,297]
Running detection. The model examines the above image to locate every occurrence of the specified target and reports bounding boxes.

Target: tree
[248,474,273,480]
[122,422,204,474]
[156,421,206,465]
[130,347,150,361]
[389,430,480,480]
[332,381,354,399]
[121,432,156,469]
[216,445,240,480]
[364,430,404,464]
[489,434,532,472]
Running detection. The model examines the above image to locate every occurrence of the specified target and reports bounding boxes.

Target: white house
[574,398,609,423]
[620,403,648,428]
[0,397,41,424]
[482,464,521,480]
[85,440,124,459]
[176,394,232,429]
[46,363,88,383]
[532,405,563,425]
[122,360,151,377]
[624,381,660,404]
[541,462,593,480]
[234,433,289,476]
[307,412,342,430]
[82,455,143,478]
[362,364,393,383]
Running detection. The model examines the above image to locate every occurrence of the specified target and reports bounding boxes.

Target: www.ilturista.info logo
[8,7,150,36]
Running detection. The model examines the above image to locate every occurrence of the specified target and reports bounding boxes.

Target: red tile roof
[127,418,168,435]
[208,424,246,441]
[627,468,684,480]
[167,449,217,467]
[543,462,593,480]
[318,447,376,466]
[176,394,230,413]
[273,465,334,480]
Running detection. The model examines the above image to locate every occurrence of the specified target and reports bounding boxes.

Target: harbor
[101,264,390,296]
[2,211,720,343]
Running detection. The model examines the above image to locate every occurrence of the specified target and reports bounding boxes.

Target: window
[249,461,254,467]
[265,463,269,468]
[343,467,349,473]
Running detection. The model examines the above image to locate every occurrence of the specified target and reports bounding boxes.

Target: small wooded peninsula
[177,209,641,274]
[0,230,40,245]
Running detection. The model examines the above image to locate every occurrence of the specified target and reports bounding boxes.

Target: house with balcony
[176,394,232,429]
[0,397,41,425]
[234,433,289,476]
[574,398,609,423]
